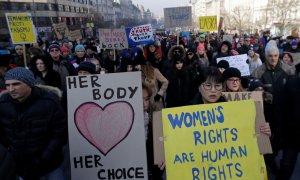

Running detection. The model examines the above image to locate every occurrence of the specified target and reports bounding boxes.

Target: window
[70,6,75,12]
[58,4,63,11]
[10,3,20,10]
[65,5,70,12]
[0,2,8,10]
[76,7,80,13]
[37,3,48,11]
[80,7,84,13]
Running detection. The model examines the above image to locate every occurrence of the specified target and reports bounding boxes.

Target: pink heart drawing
[74,101,134,156]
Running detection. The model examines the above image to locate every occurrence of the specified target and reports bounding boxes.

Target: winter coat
[0,86,67,179]
[166,68,190,108]
[283,77,300,148]
[251,61,295,151]
[211,41,233,67]
[52,56,75,90]
[0,144,16,180]
[34,70,61,89]
[190,93,227,105]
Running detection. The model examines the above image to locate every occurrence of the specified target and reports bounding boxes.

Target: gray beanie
[5,67,35,87]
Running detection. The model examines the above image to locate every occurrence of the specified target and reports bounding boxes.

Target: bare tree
[230,6,252,34]
[271,0,299,35]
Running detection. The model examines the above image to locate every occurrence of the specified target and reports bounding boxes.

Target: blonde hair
[223,81,244,92]
[141,64,155,81]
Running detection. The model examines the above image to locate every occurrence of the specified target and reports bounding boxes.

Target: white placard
[67,72,148,180]
[217,54,250,76]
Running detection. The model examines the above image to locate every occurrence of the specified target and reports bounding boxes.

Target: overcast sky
[131,0,190,17]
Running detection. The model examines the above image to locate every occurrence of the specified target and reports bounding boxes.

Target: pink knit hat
[60,46,69,53]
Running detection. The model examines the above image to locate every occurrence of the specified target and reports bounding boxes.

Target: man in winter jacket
[251,40,295,177]
[0,67,67,180]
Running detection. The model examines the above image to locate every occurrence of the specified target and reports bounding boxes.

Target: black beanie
[76,61,96,74]
[217,60,230,69]
[222,67,241,80]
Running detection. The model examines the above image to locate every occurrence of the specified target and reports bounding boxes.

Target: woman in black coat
[166,59,190,108]
[30,55,61,89]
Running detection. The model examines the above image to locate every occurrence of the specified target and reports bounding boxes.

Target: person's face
[245,39,250,45]
[187,52,194,59]
[198,80,223,103]
[109,50,114,56]
[36,59,46,72]
[254,46,259,51]
[248,50,254,56]
[33,43,39,48]
[149,45,156,53]
[78,70,91,76]
[62,51,69,57]
[221,45,228,53]
[16,47,23,55]
[50,48,61,60]
[282,54,292,65]
[239,39,244,45]
[266,50,279,68]
[87,49,93,55]
[127,65,133,72]
[199,37,205,42]
[5,79,32,102]
[292,45,297,49]
[142,88,150,112]
[135,64,141,71]
[76,49,85,58]
[226,77,241,92]
[91,60,100,72]
[175,62,183,70]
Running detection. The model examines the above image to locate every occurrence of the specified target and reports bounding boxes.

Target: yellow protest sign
[199,16,217,32]
[5,13,36,44]
[162,100,264,180]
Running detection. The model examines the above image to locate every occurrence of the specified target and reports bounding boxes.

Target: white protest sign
[99,29,128,49]
[67,72,148,180]
[217,54,250,76]
[164,6,192,28]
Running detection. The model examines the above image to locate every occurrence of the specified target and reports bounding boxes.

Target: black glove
[154,94,162,102]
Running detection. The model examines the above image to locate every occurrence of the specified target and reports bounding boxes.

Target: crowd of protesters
[0,29,300,180]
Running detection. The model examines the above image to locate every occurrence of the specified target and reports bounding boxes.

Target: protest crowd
[0,19,300,180]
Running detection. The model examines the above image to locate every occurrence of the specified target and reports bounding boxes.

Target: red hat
[60,46,69,53]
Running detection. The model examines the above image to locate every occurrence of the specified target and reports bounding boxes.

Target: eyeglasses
[187,52,194,55]
[50,49,60,52]
[227,78,241,83]
[201,83,223,91]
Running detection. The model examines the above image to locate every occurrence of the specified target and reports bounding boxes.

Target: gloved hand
[154,94,161,102]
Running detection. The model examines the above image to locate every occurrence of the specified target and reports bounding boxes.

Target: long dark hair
[30,55,53,76]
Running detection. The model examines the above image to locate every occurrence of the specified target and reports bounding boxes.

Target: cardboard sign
[164,6,192,28]
[5,13,36,44]
[199,16,217,32]
[162,100,264,179]
[53,22,70,40]
[153,111,165,165]
[223,34,233,44]
[98,29,128,49]
[67,72,148,180]
[222,91,272,154]
[126,24,154,46]
[217,54,250,76]
[69,30,82,41]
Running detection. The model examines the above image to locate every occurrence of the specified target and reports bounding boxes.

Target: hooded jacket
[211,41,233,66]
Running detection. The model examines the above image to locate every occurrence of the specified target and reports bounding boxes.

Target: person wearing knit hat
[217,60,229,73]
[71,45,89,68]
[5,67,36,88]
[222,67,243,92]
[60,45,71,60]
[76,61,96,75]
[289,40,300,53]
[1,68,67,179]
[48,44,61,53]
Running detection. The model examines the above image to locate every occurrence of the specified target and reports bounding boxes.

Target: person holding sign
[252,40,295,176]
[222,67,244,92]
[189,67,270,137]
